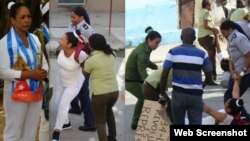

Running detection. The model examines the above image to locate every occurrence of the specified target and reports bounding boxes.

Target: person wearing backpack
[51,30,88,141]
[62,6,96,132]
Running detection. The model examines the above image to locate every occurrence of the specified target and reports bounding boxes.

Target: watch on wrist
[240,71,245,77]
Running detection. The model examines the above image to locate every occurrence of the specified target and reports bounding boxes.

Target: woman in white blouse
[0,3,48,141]
[51,30,88,141]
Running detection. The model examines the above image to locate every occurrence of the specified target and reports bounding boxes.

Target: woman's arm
[229,60,235,76]
[78,51,89,64]
[83,58,91,78]
[202,11,220,34]
[243,52,250,72]
[20,70,47,81]
[148,61,158,70]
[203,104,228,123]
[137,55,149,80]
[0,40,22,80]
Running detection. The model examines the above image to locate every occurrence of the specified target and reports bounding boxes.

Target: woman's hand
[232,72,241,81]
[31,68,47,81]
[212,26,220,35]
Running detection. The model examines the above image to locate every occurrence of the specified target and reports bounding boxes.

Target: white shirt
[57,50,88,87]
[227,30,250,74]
[0,33,48,94]
[68,20,93,39]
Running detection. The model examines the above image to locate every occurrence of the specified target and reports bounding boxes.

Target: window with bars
[58,0,86,5]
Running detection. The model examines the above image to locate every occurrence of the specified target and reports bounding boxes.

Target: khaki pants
[39,110,50,141]
[198,35,217,77]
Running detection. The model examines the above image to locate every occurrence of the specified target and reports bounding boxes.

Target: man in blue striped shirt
[160,27,213,124]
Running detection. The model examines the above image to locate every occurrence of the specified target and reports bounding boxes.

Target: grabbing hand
[159,92,171,106]
[32,68,47,81]
[212,26,220,35]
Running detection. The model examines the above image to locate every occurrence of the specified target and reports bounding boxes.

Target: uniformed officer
[68,6,93,39]
[66,6,96,132]
[220,20,250,121]
[125,26,161,130]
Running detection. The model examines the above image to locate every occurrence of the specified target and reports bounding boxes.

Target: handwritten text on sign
[134,100,170,141]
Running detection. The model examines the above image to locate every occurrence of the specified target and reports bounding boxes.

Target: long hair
[89,33,115,57]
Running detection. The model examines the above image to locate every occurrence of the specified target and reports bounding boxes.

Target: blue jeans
[224,73,250,120]
[70,77,95,127]
[171,90,203,125]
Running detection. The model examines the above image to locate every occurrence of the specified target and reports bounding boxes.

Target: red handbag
[11,80,42,102]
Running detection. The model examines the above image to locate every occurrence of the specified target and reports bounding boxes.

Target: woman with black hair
[204,98,249,125]
[83,33,119,141]
[65,5,96,132]
[220,20,250,122]
[68,6,93,39]
[52,30,88,141]
[198,0,220,84]
[0,2,48,141]
[125,26,161,130]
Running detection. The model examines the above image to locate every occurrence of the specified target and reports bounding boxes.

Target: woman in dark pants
[198,0,220,83]
[220,20,250,121]
[66,6,96,131]
[125,26,161,130]
[83,33,119,141]
[143,67,173,121]
[143,67,172,101]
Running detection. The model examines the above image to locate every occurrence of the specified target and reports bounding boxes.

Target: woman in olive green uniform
[125,26,161,130]
[198,0,220,84]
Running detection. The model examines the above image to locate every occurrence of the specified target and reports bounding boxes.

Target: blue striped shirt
[163,45,212,95]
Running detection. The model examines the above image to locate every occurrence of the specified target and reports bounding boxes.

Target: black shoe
[68,108,81,115]
[131,124,137,130]
[107,136,117,141]
[62,122,72,130]
[78,125,96,132]
[52,131,60,141]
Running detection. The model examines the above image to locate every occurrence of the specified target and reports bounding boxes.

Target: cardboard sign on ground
[134,100,171,141]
